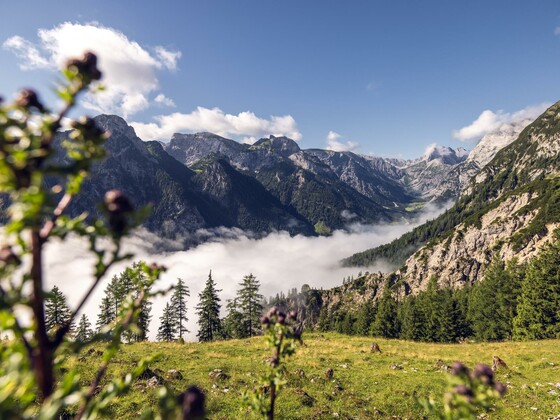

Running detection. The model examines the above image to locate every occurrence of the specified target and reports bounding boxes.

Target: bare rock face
[338,101,560,308]
[402,192,554,290]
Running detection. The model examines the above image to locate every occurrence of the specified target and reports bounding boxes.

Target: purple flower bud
[266,306,279,319]
[450,362,469,377]
[287,310,297,321]
[179,386,205,419]
[473,364,494,385]
[72,116,105,138]
[66,51,102,82]
[495,382,507,396]
[0,246,20,266]
[267,356,279,367]
[260,316,270,326]
[104,189,134,235]
[16,89,44,111]
[104,189,133,214]
[277,311,286,325]
[454,384,474,397]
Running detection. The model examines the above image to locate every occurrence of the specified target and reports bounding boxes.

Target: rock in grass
[147,376,162,387]
[492,355,508,371]
[166,369,183,380]
[208,369,229,381]
[325,368,334,379]
[370,342,381,353]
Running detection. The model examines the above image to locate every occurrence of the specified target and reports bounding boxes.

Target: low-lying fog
[44,203,450,341]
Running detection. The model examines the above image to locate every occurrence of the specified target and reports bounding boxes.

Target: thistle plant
[243,307,302,420]
[422,361,507,420]
[0,52,173,418]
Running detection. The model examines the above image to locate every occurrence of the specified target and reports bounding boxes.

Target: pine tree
[74,314,93,342]
[237,274,264,338]
[157,302,177,341]
[45,285,72,335]
[468,258,521,341]
[514,232,560,339]
[340,311,355,335]
[95,263,152,342]
[170,278,190,340]
[196,270,222,342]
[96,295,113,332]
[399,295,426,340]
[222,299,245,339]
[370,282,399,338]
[317,306,332,332]
[126,264,152,342]
[354,301,376,336]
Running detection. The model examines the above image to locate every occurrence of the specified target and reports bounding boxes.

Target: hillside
[343,101,560,291]
[68,333,560,419]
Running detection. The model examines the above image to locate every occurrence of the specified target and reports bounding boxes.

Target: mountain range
[51,113,519,247]
[337,101,560,309]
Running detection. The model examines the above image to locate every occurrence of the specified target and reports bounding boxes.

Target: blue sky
[1,0,559,158]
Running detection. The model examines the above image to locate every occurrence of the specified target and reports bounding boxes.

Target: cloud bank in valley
[44,203,448,341]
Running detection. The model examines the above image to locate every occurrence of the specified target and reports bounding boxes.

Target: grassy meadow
[69,333,560,419]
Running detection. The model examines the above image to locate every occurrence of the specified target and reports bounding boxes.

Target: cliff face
[341,101,560,302]
[402,192,559,291]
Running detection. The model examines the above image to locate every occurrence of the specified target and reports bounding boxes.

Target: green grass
[70,333,560,419]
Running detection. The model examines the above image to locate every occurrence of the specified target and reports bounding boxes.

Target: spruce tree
[222,299,245,339]
[171,278,190,340]
[157,302,177,341]
[45,285,72,335]
[354,301,376,336]
[74,314,93,342]
[399,296,426,340]
[468,258,521,341]
[126,264,152,342]
[237,274,264,338]
[96,295,113,332]
[95,263,152,341]
[370,282,399,338]
[514,232,560,339]
[196,270,222,342]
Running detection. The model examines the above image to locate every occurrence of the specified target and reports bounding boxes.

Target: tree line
[319,230,560,342]
[44,267,266,343]
[45,230,559,344]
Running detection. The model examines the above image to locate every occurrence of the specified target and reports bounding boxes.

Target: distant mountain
[60,116,314,243]
[34,109,537,246]
[393,145,469,202]
[163,133,412,229]
[344,101,560,293]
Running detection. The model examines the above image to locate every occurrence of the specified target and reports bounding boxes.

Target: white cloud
[154,47,181,71]
[44,202,449,341]
[325,130,359,152]
[130,107,302,141]
[452,103,550,142]
[154,93,176,108]
[2,35,49,69]
[3,22,181,118]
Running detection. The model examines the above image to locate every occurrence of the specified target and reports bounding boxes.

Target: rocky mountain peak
[466,119,531,168]
[94,114,138,139]
[253,135,301,157]
[93,114,151,159]
[423,144,467,165]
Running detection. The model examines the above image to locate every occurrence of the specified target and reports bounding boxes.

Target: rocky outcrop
[343,101,560,300]
[401,192,558,291]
